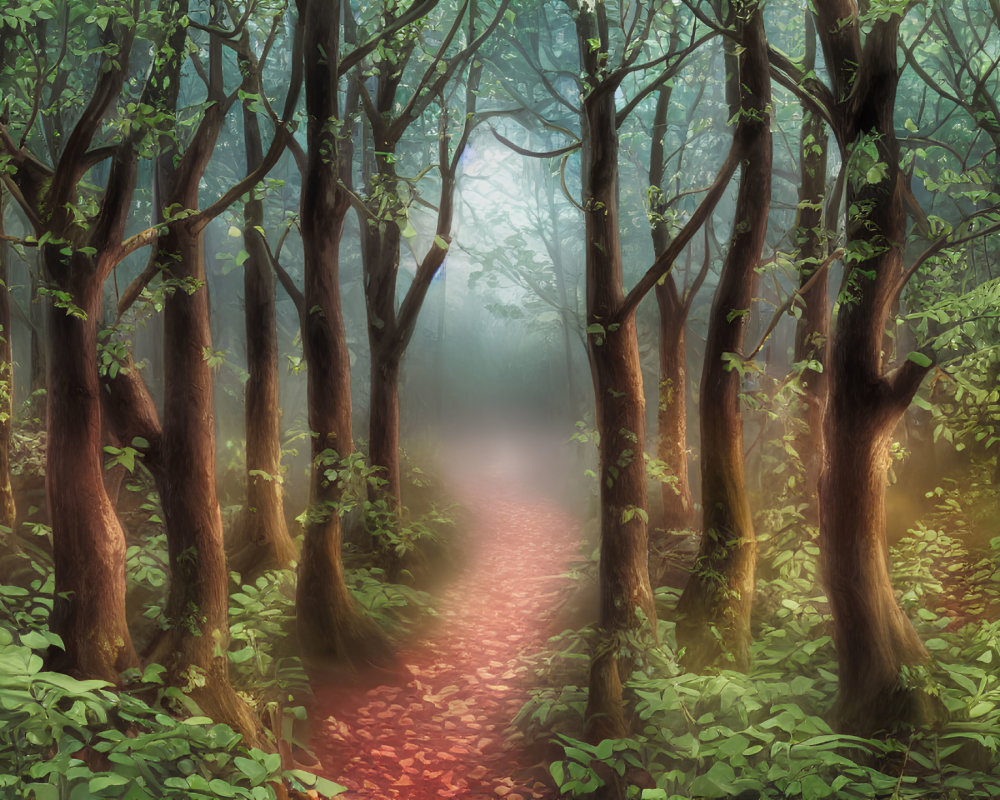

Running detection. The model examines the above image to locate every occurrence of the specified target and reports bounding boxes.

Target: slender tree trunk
[648,84,696,535]
[296,0,388,674]
[362,214,404,512]
[580,79,656,741]
[44,264,137,680]
[28,263,46,422]
[792,15,830,515]
[229,92,296,581]
[0,194,16,528]
[144,223,261,744]
[653,286,694,531]
[368,344,403,512]
[676,3,771,673]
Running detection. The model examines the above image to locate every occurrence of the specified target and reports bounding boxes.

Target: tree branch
[618,141,741,320]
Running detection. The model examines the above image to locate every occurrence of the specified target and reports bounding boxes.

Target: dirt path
[310,435,582,799]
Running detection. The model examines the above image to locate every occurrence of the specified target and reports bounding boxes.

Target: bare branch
[619,142,741,320]
[746,247,844,361]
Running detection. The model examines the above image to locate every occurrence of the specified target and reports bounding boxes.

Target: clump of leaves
[0,619,345,799]
[523,487,1000,799]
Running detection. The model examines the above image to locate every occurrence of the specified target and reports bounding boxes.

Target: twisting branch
[892,211,1000,305]
[746,247,844,361]
[490,127,580,159]
[618,141,741,320]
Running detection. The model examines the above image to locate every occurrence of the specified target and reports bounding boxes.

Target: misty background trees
[1,0,999,796]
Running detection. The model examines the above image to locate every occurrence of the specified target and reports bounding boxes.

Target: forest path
[310,430,583,799]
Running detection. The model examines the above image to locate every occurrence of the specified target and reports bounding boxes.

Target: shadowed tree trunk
[813,2,938,736]
[294,0,393,674]
[227,50,296,581]
[0,14,143,681]
[791,14,830,516]
[45,269,138,681]
[578,63,656,743]
[356,3,502,515]
[144,219,261,743]
[648,85,695,534]
[28,263,46,421]
[0,193,16,529]
[676,0,771,674]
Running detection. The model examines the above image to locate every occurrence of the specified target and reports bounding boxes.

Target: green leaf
[906,351,933,368]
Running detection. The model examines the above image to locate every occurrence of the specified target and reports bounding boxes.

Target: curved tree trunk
[229,91,296,581]
[45,266,137,681]
[676,3,771,674]
[579,73,656,742]
[814,3,938,737]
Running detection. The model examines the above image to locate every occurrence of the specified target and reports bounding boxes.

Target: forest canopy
[0,0,999,798]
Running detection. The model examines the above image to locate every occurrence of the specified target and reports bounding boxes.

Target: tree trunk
[0,193,16,528]
[368,344,403,513]
[814,4,938,735]
[676,3,771,673]
[44,263,137,681]
[820,391,932,733]
[653,277,694,532]
[229,91,296,581]
[28,262,46,422]
[579,67,655,741]
[362,203,404,513]
[792,15,830,516]
[143,223,261,745]
[648,83,695,534]
[296,0,388,674]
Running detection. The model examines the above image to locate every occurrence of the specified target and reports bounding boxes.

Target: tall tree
[292,0,436,673]
[227,15,299,581]
[675,0,772,673]
[810,1,935,734]
[790,13,831,515]
[0,0,152,680]
[645,70,715,535]
[547,0,738,738]
[101,0,288,736]
[354,0,508,515]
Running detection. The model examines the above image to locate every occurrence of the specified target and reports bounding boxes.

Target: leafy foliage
[517,482,1000,799]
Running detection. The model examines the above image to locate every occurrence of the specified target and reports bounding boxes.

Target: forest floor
[310,429,585,799]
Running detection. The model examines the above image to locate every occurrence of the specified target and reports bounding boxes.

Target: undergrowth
[0,430,449,799]
[518,466,1000,799]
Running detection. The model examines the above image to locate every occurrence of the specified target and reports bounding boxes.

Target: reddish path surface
[311,435,581,799]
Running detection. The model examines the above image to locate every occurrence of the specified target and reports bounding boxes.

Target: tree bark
[45,265,137,680]
[229,83,296,581]
[0,193,16,529]
[649,85,694,534]
[653,289,694,531]
[814,2,937,735]
[362,193,405,512]
[577,29,656,739]
[296,0,389,674]
[676,2,771,673]
[143,220,261,745]
[792,14,830,516]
